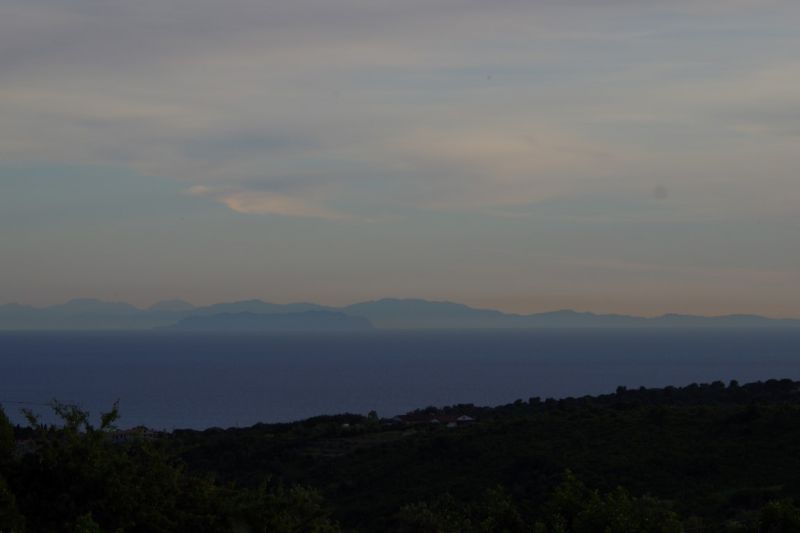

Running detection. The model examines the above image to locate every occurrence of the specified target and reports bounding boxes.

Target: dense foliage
[3,379,800,531]
[0,402,338,532]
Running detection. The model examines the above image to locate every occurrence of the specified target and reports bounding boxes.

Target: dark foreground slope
[171,379,800,532]
[4,379,800,532]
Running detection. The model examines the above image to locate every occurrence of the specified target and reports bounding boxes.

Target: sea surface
[0,329,798,429]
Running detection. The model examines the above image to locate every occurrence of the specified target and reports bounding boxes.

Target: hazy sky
[1,0,799,316]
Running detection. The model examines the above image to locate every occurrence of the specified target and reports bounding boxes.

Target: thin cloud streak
[187,185,350,220]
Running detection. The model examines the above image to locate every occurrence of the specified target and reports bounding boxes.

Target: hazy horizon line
[4,296,800,321]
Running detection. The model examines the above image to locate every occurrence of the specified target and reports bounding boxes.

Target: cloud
[1,0,799,219]
[187,185,348,220]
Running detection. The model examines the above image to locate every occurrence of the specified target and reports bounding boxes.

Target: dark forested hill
[168,379,800,531]
[4,379,800,532]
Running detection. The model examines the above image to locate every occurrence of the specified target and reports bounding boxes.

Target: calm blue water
[0,329,798,429]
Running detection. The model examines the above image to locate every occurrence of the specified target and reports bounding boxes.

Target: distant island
[161,311,373,332]
[1,297,799,331]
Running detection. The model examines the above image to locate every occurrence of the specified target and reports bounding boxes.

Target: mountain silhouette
[163,311,373,331]
[0,297,798,330]
[147,299,196,312]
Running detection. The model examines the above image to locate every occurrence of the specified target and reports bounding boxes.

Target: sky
[1,0,799,316]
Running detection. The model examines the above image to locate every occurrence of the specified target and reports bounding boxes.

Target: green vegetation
[4,379,800,531]
[0,402,338,532]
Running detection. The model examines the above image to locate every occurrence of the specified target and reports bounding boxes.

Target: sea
[0,329,798,430]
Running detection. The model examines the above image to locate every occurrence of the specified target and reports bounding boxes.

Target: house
[109,426,161,445]
[395,412,476,428]
[431,414,476,428]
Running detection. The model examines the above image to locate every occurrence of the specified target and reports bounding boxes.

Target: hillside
[6,379,800,531]
[170,379,800,531]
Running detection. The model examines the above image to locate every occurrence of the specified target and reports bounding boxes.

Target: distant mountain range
[162,311,373,332]
[0,297,798,331]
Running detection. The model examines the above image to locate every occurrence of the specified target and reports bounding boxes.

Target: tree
[70,512,102,533]
[234,481,341,532]
[759,499,800,533]
[0,474,25,533]
[394,494,471,533]
[0,406,13,462]
[537,471,683,533]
